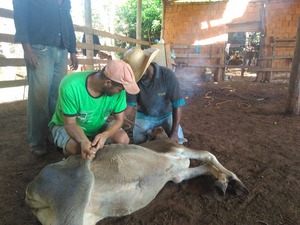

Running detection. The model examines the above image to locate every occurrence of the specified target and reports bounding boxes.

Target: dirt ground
[0,74,300,225]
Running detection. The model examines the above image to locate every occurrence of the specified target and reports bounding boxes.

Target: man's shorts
[49,122,113,154]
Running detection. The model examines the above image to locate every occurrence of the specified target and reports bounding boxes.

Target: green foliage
[115,0,162,50]
[227,32,260,58]
[247,32,260,51]
[228,32,246,45]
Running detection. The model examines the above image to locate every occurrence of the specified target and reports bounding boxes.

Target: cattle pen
[1,1,300,224]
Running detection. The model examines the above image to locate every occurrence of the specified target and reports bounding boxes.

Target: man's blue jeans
[133,113,184,144]
[27,45,68,148]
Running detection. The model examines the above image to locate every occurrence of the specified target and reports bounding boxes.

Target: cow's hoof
[228,180,249,196]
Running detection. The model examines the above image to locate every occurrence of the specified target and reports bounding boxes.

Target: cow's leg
[171,147,248,195]
[172,164,209,183]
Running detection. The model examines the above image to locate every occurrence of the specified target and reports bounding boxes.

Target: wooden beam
[0,33,14,43]
[76,43,126,53]
[176,53,222,59]
[136,0,142,46]
[258,56,293,60]
[187,64,224,68]
[254,68,291,72]
[227,21,262,33]
[0,58,26,67]
[226,65,259,70]
[84,0,94,70]
[0,80,28,88]
[286,16,300,115]
[270,42,295,47]
[0,8,13,19]
[74,25,150,46]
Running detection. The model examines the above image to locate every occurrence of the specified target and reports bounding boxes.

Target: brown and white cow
[25,128,248,225]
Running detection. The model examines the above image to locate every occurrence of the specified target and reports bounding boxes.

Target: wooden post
[255,0,266,82]
[286,16,300,115]
[136,0,142,47]
[218,45,225,82]
[160,0,165,41]
[84,0,94,70]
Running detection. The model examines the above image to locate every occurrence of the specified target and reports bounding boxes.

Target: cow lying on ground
[25,127,248,225]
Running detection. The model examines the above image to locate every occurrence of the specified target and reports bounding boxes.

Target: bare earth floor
[0,77,299,225]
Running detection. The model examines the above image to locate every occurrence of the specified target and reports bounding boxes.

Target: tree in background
[115,0,162,50]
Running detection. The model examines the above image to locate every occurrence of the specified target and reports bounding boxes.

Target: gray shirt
[127,62,185,117]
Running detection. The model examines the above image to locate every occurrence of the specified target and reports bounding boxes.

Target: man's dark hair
[100,68,123,87]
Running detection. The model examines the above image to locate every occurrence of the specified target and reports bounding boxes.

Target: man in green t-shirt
[49,60,139,160]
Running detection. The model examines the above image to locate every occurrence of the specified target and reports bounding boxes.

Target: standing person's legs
[27,45,57,155]
[49,48,68,118]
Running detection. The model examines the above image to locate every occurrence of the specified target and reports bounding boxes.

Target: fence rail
[170,40,294,81]
[0,7,295,90]
[0,8,151,90]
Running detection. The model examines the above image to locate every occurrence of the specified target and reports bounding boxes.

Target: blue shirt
[13,0,77,53]
[127,62,185,117]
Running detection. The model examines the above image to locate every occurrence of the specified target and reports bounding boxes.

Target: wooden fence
[0,7,150,89]
[170,39,295,82]
[0,7,295,90]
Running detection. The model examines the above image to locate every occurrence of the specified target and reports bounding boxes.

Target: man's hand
[86,147,97,161]
[92,133,108,151]
[169,132,179,143]
[22,43,38,68]
[80,140,94,160]
[70,52,78,70]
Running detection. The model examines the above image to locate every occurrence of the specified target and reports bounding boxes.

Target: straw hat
[123,47,160,82]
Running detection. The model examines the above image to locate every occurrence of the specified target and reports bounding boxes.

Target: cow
[25,127,248,225]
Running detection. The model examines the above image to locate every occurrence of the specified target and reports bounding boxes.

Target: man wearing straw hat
[49,60,140,160]
[124,47,186,144]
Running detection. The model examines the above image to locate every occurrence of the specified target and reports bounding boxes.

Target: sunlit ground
[0,67,28,103]
[0,86,28,103]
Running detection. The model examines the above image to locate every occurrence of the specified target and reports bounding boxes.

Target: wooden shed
[161,0,299,82]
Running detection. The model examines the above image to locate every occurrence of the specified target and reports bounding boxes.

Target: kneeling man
[49,60,139,160]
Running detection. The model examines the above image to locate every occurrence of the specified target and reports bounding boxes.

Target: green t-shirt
[49,71,127,137]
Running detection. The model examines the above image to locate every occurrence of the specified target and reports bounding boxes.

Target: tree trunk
[286,16,300,115]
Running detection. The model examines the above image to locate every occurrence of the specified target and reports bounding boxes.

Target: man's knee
[112,130,130,144]
[64,138,81,155]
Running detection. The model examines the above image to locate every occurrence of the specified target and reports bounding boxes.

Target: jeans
[133,113,184,144]
[27,45,68,148]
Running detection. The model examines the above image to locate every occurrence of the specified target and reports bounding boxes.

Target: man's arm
[169,106,183,142]
[64,116,93,160]
[70,53,78,71]
[125,93,137,116]
[125,105,135,117]
[67,1,78,70]
[21,43,38,68]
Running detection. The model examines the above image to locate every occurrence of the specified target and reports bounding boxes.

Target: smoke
[175,66,208,99]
